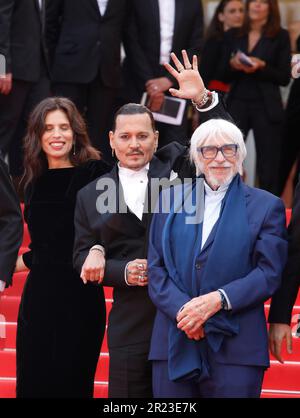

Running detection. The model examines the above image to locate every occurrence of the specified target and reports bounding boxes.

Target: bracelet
[192,88,211,108]
[89,245,105,256]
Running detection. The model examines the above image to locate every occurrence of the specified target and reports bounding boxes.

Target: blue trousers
[152,358,265,398]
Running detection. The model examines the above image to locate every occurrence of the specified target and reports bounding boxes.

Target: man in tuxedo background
[269,180,300,363]
[73,52,229,398]
[0,0,50,180]
[121,0,204,148]
[47,0,127,164]
[0,155,23,298]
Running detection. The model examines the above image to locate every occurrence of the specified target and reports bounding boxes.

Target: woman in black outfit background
[14,97,111,398]
[200,0,244,94]
[278,34,300,195]
[221,0,291,195]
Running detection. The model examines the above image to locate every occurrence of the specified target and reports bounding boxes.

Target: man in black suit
[73,51,229,397]
[47,0,127,163]
[268,180,300,363]
[0,155,23,295]
[0,0,50,178]
[121,0,203,148]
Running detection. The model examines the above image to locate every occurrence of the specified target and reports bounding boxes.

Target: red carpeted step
[95,354,109,382]
[4,272,27,297]
[261,389,300,398]
[22,224,30,248]
[263,360,300,391]
[104,287,113,299]
[18,247,29,256]
[0,350,16,377]
[100,330,108,354]
[0,323,17,350]
[0,379,16,398]
[94,382,108,398]
[0,297,20,322]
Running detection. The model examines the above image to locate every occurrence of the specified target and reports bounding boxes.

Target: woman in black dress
[14,97,111,398]
[221,0,291,195]
[200,0,244,93]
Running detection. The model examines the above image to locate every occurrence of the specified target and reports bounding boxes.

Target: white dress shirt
[96,0,109,16]
[158,0,175,65]
[201,181,229,249]
[118,163,149,221]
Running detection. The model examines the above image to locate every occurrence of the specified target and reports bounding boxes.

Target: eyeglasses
[197,144,238,159]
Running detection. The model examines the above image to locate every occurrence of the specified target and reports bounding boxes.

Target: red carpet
[0,207,298,398]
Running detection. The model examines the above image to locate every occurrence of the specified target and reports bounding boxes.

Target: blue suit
[148,181,288,397]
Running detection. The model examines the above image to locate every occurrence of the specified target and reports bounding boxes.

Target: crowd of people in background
[0,0,300,400]
[0,0,299,198]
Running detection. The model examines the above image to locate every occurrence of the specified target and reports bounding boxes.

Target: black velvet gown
[16,160,110,398]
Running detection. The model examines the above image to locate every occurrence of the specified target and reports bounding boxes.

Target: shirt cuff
[89,245,105,256]
[124,261,135,286]
[0,281,6,292]
[196,91,219,112]
[219,288,232,310]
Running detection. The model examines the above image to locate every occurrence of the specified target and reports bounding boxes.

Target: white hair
[189,119,247,176]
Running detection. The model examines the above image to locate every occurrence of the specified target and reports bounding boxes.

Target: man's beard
[204,166,237,189]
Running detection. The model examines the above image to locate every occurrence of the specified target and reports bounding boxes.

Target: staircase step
[0,323,17,349]
[261,389,300,398]
[0,350,16,377]
[95,354,109,382]
[263,361,300,391]
[4,273,27,297]
[0,297,20,322]
[94,382,108,398]
[0,378,16,398]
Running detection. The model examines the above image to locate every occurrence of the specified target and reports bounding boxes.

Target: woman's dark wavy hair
[22,97,101,188]
[205,0,244,40]
[239,0,281,38]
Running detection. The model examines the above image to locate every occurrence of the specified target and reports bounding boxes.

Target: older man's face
[197,138,239,189]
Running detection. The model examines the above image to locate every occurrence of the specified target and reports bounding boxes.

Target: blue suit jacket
[148,182,288,368]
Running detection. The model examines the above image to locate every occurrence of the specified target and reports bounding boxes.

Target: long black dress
[16,161,110,398]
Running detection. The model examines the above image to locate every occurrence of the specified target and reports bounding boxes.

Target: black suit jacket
[222,28,291,123]
[269,179,300,325]
[121,0,204,102]
[0,157,23,286]
[0,0,48,82]
[47,0,127,85]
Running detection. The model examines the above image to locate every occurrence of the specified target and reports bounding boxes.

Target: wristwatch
[218,290,228,310]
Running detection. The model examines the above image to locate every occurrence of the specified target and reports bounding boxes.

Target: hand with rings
[126,258,148,287]
[163,49,206,104]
